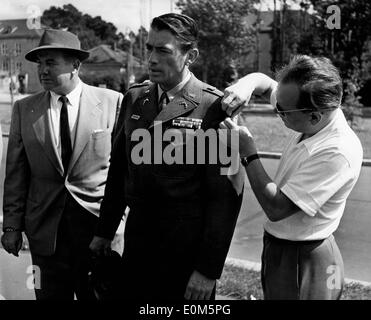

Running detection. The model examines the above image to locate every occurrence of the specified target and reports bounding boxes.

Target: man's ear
[186,48,199,66]
[72,59,81,73]
[310,112,321,125]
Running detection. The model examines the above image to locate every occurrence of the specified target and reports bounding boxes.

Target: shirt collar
[299,108,345,151]
[157,71,192,102]
[50,79,83,108]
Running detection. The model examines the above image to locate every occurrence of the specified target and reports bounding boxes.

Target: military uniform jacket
[96,74,243,280]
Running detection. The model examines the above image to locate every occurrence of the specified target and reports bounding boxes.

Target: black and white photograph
[0,0,370,311]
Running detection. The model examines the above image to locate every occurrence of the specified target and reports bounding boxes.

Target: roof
[0,19,44,39]
[86,44,141,67]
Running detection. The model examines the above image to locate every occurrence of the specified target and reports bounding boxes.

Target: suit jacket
[96,74,243,282]
[0,124,3,168]
[3,83,123,256]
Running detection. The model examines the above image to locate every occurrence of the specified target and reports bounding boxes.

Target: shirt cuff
[281,184,318,217]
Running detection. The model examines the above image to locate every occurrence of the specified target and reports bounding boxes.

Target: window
[16,61,22,71]
[15,43,21,56]
[2,60,9,71]
[1,43,8,55]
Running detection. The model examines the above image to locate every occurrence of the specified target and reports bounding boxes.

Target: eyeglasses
[274,103,314,116]
[274,103,339,116]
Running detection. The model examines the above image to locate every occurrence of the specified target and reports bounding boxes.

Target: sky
[0,0,177,33]
[0,0,304,34]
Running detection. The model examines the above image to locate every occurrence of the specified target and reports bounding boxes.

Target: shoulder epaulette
[203,85,223,97]
[129,80,151,90]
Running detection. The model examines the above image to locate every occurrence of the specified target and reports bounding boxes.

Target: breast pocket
[92,130,111,158]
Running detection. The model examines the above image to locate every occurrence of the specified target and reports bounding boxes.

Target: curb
[225,257,371,288]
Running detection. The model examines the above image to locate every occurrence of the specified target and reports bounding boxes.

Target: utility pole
[5,49,16,109]
[256,8,261,71]
[272,0,277,72]
[126,31,136,88]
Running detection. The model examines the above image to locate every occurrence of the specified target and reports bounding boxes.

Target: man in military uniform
[90,13,243,300]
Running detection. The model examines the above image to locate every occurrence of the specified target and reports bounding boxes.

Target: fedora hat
[25,29,90,62]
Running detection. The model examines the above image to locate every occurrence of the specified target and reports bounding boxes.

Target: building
[80,44,147,93]
[0,19,43,93]
[246,9,315,76]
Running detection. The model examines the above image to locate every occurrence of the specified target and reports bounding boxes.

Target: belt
[263,231,331,246]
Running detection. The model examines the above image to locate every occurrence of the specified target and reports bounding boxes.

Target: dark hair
[151,13,198,53]
[276,55,343,111]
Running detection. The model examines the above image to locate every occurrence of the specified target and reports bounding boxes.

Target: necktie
[59,96,72,175]
[158,91,170,111]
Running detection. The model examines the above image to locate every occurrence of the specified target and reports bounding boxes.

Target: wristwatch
[241,154,260,167]
[3,227,20,232]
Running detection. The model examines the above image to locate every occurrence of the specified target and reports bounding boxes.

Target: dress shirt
[157,71,192,104]
[49,80,82,149]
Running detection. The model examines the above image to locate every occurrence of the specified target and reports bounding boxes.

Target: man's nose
[38,64,49,74]
[148,50,158,64]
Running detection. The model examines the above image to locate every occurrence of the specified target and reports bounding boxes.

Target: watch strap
[241,154,260,167]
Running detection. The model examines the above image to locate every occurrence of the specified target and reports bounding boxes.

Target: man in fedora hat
[1,29,123,300]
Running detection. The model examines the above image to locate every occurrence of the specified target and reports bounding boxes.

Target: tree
[177,0,258,89]
[41,4,119,49]
[305,0,371,125]
[272,0,371,126]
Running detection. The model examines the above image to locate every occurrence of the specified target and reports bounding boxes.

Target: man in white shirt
[1,29,123,300]
[220,55,363,299]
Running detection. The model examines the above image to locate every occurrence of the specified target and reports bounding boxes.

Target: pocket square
[93,129,105,134]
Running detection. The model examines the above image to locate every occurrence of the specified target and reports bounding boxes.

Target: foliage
[177,0,258,89]
[41,4,119,50]
[274,0,371,126]
[341,56,364,129]
[42,4,149,70]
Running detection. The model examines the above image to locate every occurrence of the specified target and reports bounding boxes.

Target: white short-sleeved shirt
[264,108,363,240]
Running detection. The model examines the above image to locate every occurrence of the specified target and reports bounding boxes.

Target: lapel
[32,91,64,176]
[148,75,203,129]
[67,83,102,174]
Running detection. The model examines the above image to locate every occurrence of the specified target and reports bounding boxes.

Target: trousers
[261,231,344,300]
[30,192,98,300]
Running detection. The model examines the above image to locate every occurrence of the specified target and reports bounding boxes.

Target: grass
[217,264,263,300]
[237,112,371,158]
[216,264,371,300]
